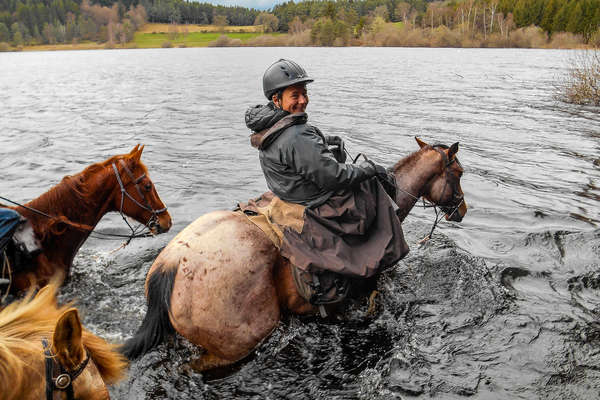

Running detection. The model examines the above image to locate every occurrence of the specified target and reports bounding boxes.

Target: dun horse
[123,138,468,370]
[1,145,172,293]
[0,280,127,400]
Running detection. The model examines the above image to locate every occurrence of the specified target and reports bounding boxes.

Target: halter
[111,159,168,244]
[0,159,168,243]
[42,338,90,400]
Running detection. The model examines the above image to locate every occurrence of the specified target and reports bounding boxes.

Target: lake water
[1,47,599,399]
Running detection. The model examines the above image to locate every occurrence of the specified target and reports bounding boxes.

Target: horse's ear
[129,144,140,155]
[132,144,144,162]
[53,308,85,369]
[415,137,428,148]
[35,284,59,307]
[448,142,459,158]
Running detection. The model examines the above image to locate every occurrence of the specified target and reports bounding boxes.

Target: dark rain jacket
[245,102,375,207]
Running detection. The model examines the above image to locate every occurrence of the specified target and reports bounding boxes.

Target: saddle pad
[237,192,306,249]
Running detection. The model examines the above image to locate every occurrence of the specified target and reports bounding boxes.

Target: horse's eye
[145,183,152,191]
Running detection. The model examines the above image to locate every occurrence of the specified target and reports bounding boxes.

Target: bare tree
[254,12,279,33]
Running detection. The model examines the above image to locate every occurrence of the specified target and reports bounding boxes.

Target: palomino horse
[0,280,127,399]
[1,145,172,293]
[123,138,467,371]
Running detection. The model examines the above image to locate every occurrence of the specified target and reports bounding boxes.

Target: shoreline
[8,42,593,52]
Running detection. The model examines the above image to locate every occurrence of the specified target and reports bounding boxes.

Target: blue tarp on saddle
[0,209,21,252]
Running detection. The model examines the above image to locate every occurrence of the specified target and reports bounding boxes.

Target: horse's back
[149,210,280,361]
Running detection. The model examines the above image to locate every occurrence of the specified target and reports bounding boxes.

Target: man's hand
[326,135,347,163]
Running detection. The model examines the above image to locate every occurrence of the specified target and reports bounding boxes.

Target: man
[245,59,408,306]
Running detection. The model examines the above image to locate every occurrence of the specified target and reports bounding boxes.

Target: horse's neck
[24,169,115,261]
[28,171,114,226]
[392,150,438,222]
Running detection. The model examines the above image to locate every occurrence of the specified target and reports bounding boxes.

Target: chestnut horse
[0,280,127,400]
[123,138,468,371]
[1,145,172,293]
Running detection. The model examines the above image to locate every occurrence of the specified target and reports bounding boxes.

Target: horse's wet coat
[125,139,467,371]
[154,211,281,363]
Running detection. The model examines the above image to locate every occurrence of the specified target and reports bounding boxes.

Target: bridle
[430,145,465,218]
[0,159,168,243]
[349,144,464,245]
[111,159,168,242]
[42,338,90,400]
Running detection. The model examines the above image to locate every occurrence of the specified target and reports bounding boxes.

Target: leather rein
[42,338,90,400]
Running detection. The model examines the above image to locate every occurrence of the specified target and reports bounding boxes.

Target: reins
[344,145,463,246]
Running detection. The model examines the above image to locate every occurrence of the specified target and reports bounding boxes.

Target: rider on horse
[244,59,409,306]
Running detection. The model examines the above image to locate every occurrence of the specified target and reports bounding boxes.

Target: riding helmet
[263,59,314,100]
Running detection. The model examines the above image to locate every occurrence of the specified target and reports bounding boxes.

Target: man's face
[274,84,309,113]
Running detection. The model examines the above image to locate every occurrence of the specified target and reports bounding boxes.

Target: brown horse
[0,280,127,400]
[1,145,172,293]
[123,137,467,371]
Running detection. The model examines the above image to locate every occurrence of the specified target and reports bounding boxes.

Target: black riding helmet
[263,59,314,100]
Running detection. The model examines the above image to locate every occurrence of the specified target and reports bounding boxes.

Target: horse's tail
[121,265,176,359]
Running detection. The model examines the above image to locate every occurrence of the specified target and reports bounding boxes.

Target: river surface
[1,47,599,399]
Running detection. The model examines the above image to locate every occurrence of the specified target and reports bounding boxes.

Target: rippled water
[1,48,599,399]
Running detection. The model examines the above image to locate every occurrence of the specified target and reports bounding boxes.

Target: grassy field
[133,31,277,48]
[138,23,262,34]
[21,41,112,51]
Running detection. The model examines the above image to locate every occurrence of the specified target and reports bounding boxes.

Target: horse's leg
[273,257,314,315]
[11,254,65,293]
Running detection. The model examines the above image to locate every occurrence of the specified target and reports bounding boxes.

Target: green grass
[133,31,276,48]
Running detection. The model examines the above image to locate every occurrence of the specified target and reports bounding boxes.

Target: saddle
[236,194,350,309]
[0,208,42,290]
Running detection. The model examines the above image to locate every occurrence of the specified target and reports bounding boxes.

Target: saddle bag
[0,208,21,253]
[12,218,42,258]
[291,265,350,306]
[0,209,42,276]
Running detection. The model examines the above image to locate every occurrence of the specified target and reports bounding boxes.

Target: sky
[200,0,288,10]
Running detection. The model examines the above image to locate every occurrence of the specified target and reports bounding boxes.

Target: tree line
[1,0,598,46]
[0,0,147,45]
[271,0,599,42]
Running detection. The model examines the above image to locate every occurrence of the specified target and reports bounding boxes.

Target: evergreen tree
[541,0,562,34]
[0,21,9,41]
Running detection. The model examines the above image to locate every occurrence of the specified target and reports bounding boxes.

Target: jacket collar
[250,112,308,150]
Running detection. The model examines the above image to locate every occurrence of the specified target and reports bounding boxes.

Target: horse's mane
[24,151,148,240]
[392,147,426,173]
[0,281,127,399]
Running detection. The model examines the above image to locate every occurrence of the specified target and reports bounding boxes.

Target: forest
[0,0,598,47]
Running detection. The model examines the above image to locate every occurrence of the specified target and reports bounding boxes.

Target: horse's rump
[151,210,281,361]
